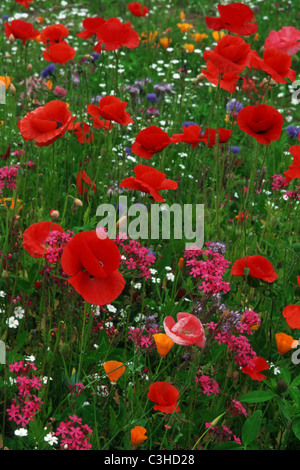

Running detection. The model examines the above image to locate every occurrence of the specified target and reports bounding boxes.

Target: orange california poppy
[130,426,148,446]
[153,333,174,357]
[103,360,126,384]
[275,332,299,354]
[159,38,172,49]
[0,76,11,89]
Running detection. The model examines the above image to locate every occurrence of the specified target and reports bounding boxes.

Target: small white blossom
[15,428,28,437]
[44,433,58,446]
[6,316,19,329]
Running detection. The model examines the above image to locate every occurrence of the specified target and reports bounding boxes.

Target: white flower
[134,282,142,290]
[165,266,172,271]
[44,433,58,446]
[166,272,175,282]
[150,268,157,274]
[25,355,35,362]
[106,304,117,313]
[15,428,28,437]
[6,316,19,329]
[14,306,25,319]
[0,290,6,297]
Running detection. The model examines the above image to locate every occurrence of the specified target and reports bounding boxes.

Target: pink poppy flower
[163,312,206,347]
[264,26,300,56]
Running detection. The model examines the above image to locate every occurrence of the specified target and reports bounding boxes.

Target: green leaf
[242,410,262,447]
[240,390,275,403]
[292,417,300,440]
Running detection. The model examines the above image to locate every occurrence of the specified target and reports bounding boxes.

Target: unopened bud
[49,209,60,221]
[9,83,16,95]
[8,34,15,43]
[193,73,206,84]
[2,270,9,279]
[71,198,83,214]
[27,64,33,72]
[116,215,127,230]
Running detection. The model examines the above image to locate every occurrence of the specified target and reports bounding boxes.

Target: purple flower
[182,121,198,127]
[286,125,300,139]
[228,145,240,154]
[146,93,159,103]
[226,99,243,114]
[40,63,56,78]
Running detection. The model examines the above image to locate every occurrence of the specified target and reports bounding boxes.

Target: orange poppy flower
[153,333,174,357]
[275,332,299,354]
[103,360,125,384]
[160,38,172,49]
[130,426,148,446]
[184,44,194,53]
[0,76,11,89]
[193,33,208,42]
[178,257,184,270]
[177,23,194,33]
[0,198,22,212]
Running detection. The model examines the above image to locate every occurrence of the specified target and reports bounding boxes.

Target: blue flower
[286,125,300,139]
[40,63,56,79]
[182,121,198,127]
[146,92,159,103]
[228,145,240,154]
[226,99,243,114]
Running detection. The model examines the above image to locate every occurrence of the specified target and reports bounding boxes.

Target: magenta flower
[163,312,206,347]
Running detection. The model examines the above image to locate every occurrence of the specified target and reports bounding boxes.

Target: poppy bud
[116,215,127,230]
[8,34,15,43]
[49,209,60,221]
[2,270,9,279]
[276,380,288,394]
[27,64,33,72]
[178,257,184,270]
[9,83,16,95]
[59,343,70,358]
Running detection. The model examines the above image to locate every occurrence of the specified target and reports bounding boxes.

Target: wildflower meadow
[1,0,300,454]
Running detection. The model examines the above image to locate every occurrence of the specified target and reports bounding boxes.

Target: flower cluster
[115,233,156,280]
[6,361,43,428]
[184,244,231,294]
[195,375,220,396]
[55,415,93,450]
[0,164,19,194]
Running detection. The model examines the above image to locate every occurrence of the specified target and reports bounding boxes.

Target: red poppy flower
[77,17,106,39]
[231,255,278,283]
[284,145,300,183]
[68,121,94,143]
[202,127,232,148]
[127,2,149,17]
[40,24,69,45]
[282,305,300,329]
[275,332,298,354]
[76,169,96,195]
[205,2,258,36]
[23,221,65,258]
[241,357,269,381]
[237,104,283,145]
[61,231,125,305]
[201,60,240,94]
[4,19,39,45]
[14,0,34,9]
[120,164,177,202]
[148,382,180,413]
[43,41,76,64]
[264,26,300,56]
[203,35,252,74]
[93,17,139,53]
[251,48,296,84]
[131,126,172,159]
[171,125,203,148]
[87,96,133,126]
[18,100,75,147]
